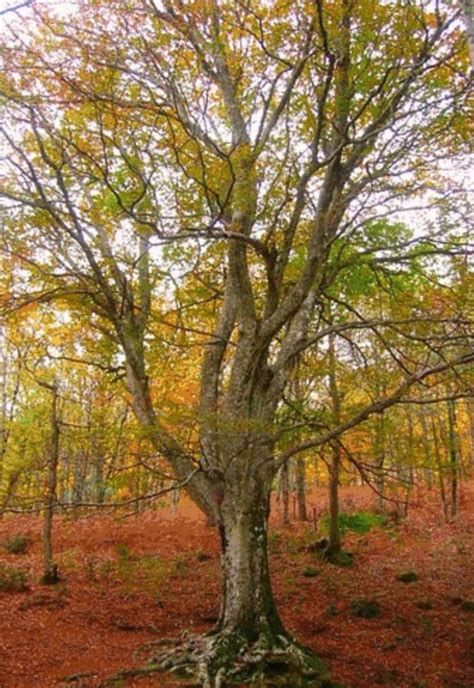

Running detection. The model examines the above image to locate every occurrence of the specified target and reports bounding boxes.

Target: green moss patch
[320,511,388,536]
[349,598,381,619]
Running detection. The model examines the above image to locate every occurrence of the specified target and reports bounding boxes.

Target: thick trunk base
[146,627,328,687]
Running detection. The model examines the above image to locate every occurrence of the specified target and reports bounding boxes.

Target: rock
[303,566,320,578]
[307,538,328,552]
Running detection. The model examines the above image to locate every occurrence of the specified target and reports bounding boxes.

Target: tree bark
[373,414,386,507]
[327,443,341,555]
[295,456,308,521]
[150,479,326,685]
[432,416,448,522]
[218,487,285,640]
[447,399,458,518]
[326,332,341,556]
[279,461,290,526]
[42,382,60,585]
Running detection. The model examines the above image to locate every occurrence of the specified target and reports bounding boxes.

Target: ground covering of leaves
[0,484,473,688]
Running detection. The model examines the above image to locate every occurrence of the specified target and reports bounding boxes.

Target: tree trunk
[279,461,290,526]
[432,417,448,522]
[447,399,458,518]
[218,490,285,639]
[153,482,326,686]
[94,445,106,505]
[42,383,60,585]
[419,407,433,490]
[326,332,341,556]
[327,443,341,556]
[295,456,308,521]
[466,397,474,467]
[374,414,386,507]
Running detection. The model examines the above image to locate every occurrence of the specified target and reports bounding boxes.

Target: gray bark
[42,382,60,583]
[462,0,474,67]
[326,333,342,555]
[218,484,285,638]
[447,399,458,518]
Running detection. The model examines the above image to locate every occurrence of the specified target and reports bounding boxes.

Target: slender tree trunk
[42,383,60,584]
[432,417,448,522]
[447,399,458,518]
[466,397,474,467]
[295,456,307,521]
[327,443,341,555]
[462,0,474,67]
[280,461,290,525]
[374,414,386,507]
[419,407,433,489]
[326,333,342,556]
[94,443,106,505]
[0,331,7,493]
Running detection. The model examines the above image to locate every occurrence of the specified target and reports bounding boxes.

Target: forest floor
[0,483,473,688]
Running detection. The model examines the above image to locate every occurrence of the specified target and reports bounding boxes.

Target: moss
[325,550,353,568]
[460,600,474,612]
[40,565,60,586]
[303,566,320,578]
[324,604,339,617]
[416,601,433,610]
[320,511,387,536]
[0,563,29,592]
[396,571,418,583]
[116,543,132,561]
[349,598,381,619]
[2,533,30,554]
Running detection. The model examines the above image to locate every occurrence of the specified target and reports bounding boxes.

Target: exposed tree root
[133,628,330,687]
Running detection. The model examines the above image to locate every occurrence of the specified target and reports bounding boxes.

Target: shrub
[116,543,132,561]
[0,563,29,592]
[3,534,30,555]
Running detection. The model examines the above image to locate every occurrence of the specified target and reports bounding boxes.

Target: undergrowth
[320,511,388,536]
[2,533,30,554]
[0,562,29,592]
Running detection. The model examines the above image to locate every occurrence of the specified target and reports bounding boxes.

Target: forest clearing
[1,484,474,688]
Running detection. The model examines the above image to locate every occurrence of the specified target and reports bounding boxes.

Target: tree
[0,1,472,684]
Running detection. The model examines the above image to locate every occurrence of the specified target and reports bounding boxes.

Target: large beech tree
[0,0,472,684]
